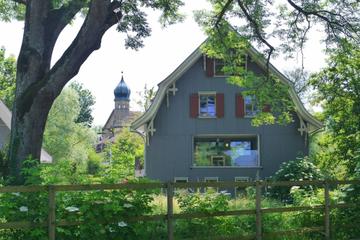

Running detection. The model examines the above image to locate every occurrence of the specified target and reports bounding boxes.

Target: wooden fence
[0,180,359,240]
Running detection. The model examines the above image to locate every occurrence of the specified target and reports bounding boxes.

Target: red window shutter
[190,93,199,118]
[262,104,271,113]
[235,94,245,118]
[205,56,214,77]
[216,93,224,118]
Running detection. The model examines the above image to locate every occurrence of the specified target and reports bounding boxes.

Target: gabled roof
[0,100,53,163]
[103,109,142,131]
[131,42,323,133]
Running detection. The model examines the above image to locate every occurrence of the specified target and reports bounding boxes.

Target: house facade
[131,44,322,183]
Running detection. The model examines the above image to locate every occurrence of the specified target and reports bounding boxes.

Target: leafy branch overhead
[199,0,360,61]
[196,0,359,126]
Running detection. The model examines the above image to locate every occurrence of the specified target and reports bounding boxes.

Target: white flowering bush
[0,159,158,240]
[268,156,324,202]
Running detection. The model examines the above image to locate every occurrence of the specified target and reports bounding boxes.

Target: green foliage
[0,146,6,181]
[115,0,184,49]
[269,156,324,202]
[310,42,360,176]
[102,128,144,182]
[0,48,16,109]
[43,87,96,164]
[69,81,95,127]
[175,191,243,238]
[0,159,357,240]
[0,158,158,240]
[86,148,103,175]
[197,0,359,57]
[0,1,25,22]
[135,84,157,112]
[310,132,348,179]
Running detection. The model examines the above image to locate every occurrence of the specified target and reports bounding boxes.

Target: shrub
[0,158,158,240]
[175,191,230,237]
[269,156,323,202]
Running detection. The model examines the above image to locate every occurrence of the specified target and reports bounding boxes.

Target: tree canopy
[198,0,359,60]
[196,0,359,125]
[43,87,96,164]
[310,42,360,176]
[69,82,96,127]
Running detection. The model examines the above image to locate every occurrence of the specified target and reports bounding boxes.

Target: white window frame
[234,177,250,196]
[211,155,225,166]
[192,134,261,168]
[174,177,189,192]
[204,177,219,192]
[174,177,189,183]
[213,59,227,77]
[198,92,217,118]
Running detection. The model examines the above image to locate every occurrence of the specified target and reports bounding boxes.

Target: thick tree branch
[45,1,87,62]
[215,0,233,27]
[44,0,121,97]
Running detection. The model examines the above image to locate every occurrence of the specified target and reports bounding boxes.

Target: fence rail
[0,180,359,240]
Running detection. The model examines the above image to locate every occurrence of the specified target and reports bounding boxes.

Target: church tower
[112,75,131,128]
[114,75,131,111]
[100,74,141,143]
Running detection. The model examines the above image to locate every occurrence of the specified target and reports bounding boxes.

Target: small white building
[0,100,52,163]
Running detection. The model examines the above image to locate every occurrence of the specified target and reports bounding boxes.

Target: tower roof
[114,75,131,101]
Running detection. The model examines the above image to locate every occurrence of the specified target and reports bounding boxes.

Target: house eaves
[131,42,323,133]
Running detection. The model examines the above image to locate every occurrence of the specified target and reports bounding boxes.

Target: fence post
[324,181,330,240]
[167,182,174,240]
[255,181,262,240]
[48,185,56,240]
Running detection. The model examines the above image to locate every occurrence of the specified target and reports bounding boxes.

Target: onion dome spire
[114,72,131,101]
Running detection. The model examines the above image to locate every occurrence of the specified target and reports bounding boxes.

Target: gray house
[131,44,322,183]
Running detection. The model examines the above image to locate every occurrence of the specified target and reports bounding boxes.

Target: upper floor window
[199,94,216,117]
[244,95,259,117]
[190,93,224,118]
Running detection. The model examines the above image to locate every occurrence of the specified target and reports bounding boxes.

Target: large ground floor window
[193,135,259,167]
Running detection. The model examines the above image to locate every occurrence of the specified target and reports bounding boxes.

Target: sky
[0,1,326,126]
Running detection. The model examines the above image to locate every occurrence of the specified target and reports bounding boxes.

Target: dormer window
[199,93,216,117]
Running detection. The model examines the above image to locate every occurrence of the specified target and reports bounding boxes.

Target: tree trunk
[6,0,119,185]
[8,93,54,184]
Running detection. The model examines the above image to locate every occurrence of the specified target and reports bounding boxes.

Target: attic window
[199,94,216,117]
[214,59,226,76]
